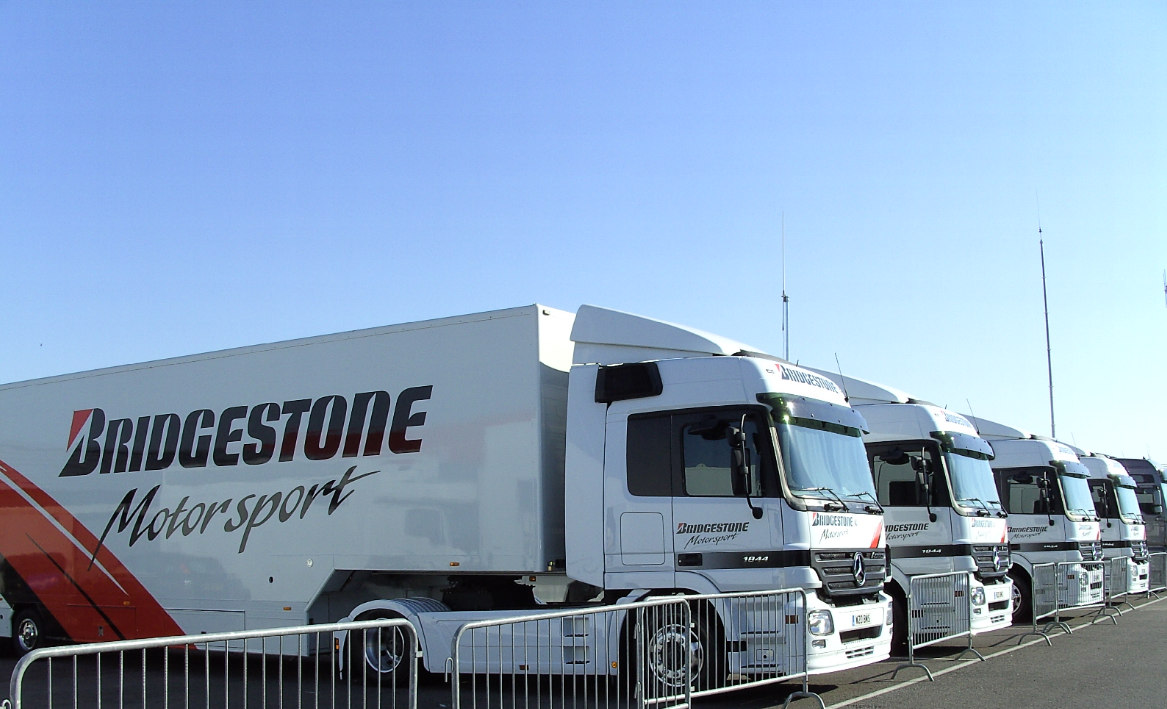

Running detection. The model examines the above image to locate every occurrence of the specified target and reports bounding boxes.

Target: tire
[638,603,724,693]
[890,591,908,655]
[348,613,413,684]
[1010,571,1032,624]
[12,609,45,656]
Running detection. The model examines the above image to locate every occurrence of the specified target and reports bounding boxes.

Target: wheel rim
[1011,583,1024,618]
[647,623,704,688]
[363,626,405,674]
[17,617,39,652]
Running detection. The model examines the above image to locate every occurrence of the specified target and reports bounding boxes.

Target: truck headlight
[971,587,986,606]
[1079,572,1089,589]
[808,610,834,637]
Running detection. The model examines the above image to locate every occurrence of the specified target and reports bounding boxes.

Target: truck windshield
[1113,480,1144,523]
[945,451,1004,514]
[758,395,877,505]
[1056,464,1098,520]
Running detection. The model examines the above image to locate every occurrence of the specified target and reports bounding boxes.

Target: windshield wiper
[846,490,883,514]
[959,497,994,517]
[796,486,850,512]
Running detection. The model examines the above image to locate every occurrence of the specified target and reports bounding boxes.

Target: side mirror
[727,425,763,519]
[1152,504,1164,516]
[728,427,749,496]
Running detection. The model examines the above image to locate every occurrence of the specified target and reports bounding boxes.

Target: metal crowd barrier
[1099,556,1136,615]
[1148,551,1167,597]
[4,618,417,709]
[1018,559,1110,645]
[891,572,984,681]
[450,588,821,709]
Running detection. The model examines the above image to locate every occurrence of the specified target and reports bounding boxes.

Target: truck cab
[565,306,892,675]
[970,418,1103,621]
[1072,450,1150,595]
[1114,458,1167,552]
[805,371,1012,647]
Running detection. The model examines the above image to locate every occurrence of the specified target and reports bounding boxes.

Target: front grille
[989,600,1010,612]
[811,549,887,597]
[1078,541,1103,561]
[972,544,1011,579]
[1131,540,1149,560]
[844,645,876,660]
[839,626,882,644]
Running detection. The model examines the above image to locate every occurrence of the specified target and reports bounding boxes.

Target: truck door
[605,407,676,587]
[607,406,779,592]
[669,408,780,592]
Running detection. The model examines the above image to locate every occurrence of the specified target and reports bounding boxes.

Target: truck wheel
[890,592,908,655]
[1010,572,1032,624]
[13,609,45,656]
[351,613,412,683]
[639,606,724,692]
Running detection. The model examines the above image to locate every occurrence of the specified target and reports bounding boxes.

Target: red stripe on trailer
[0,484,115,639]
[66,410,91,448]
[0,457,183,643]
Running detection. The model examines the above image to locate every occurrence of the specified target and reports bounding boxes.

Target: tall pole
[781,213,790,360]
[1040,238,1055,438]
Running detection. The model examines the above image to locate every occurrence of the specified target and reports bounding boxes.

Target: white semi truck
[1070,449,1149,595]
[0,304,891,683]
[807,371,1012,647]
[969,417,1104,621]
[1114,457,1167,552]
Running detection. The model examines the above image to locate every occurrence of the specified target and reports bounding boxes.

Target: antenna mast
[1040,235,1055,438]
[781,213,790,360]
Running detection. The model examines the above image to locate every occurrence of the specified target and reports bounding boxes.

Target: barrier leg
[891,592,934,681]
[781,612,825,709]
[952,631,985,663]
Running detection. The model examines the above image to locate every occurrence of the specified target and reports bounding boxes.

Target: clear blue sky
[3,2,1165,462]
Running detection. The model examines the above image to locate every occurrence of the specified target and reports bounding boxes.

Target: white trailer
[807,371,1012,646]
[0,304,891,682]
[1071,449,1150,594]
[969,417,1104,620]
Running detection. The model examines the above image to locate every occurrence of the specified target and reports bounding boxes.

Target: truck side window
[626,413,673,497]
[1088,480,1117,519]
[680,413,765,498]
[869,445,939,507]
[1136,487,1160,515]
[626,409,770,498]
[999,468,1061,515]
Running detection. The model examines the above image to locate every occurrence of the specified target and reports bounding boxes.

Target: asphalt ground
[2,594,1163,708]
[744,592,1167,708]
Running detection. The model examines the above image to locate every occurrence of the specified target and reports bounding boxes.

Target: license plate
[852,613,871,627]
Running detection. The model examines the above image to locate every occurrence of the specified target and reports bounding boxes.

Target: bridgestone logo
[60,387,433,477]
[779,367,841,394]
[942,411,971,427]
[676,522,750,535]
[886,523,929,532]
[812,514,856,527]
